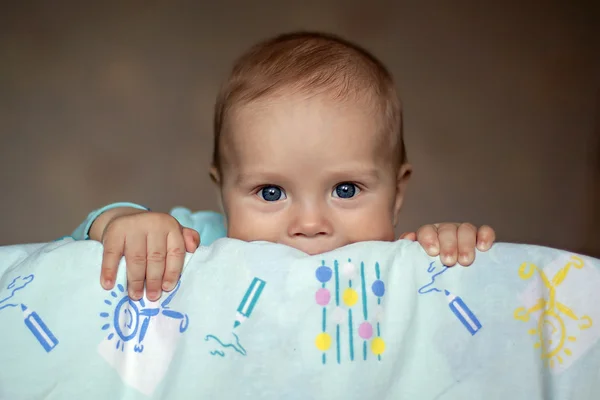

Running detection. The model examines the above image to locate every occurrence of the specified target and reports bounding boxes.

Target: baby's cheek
[226,214,280,243]
[226,219,255,241]
[371,228,396,242]
[347,214,396,243]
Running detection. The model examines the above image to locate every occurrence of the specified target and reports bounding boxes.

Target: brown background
[1,1,598,256]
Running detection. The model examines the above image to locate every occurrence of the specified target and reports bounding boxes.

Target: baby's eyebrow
[234,171,287,185]
[326,167,381,181]
[233,167,381,186]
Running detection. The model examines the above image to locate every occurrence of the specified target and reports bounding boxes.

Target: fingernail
[103,279,113,289]
[477,241,487,250]
[162,281,173,291]
[459,253,470,264]
[129,290,142,300]
[429,245,439,254]
[148,290,158,300]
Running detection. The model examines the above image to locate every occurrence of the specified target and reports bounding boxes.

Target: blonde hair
[212,31,406,172]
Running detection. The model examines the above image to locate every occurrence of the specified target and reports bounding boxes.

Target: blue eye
[333,182,359,199]
[259,186,286,202]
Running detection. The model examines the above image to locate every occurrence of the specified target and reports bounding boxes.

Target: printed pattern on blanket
[0,238,599,399]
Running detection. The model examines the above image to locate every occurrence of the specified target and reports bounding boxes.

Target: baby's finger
[146,233,167,301]
[476,225,496,251]
[417,225,440,256]
[163,231,186,292]
[457,223,477,266]
[399,232,417,241]
[124,234,147,300]
[438,223,459,266]
[182,228,200,252]
[100,231,125,290]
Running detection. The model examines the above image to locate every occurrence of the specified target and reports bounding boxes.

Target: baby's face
[217,94,407,255]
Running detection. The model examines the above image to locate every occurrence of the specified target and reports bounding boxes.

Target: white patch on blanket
[97,298,185,396]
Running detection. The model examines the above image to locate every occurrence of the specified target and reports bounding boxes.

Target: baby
[72,32,495,301]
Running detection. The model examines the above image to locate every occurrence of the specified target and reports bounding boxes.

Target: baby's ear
[209,165,221,185]
[393,163,412,226]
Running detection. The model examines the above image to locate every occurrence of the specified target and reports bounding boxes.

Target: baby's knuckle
[147,251,166,263]
[128,276,145,285]
[128,252,147,265]
[103,247,121,257]
[167,246,185,257]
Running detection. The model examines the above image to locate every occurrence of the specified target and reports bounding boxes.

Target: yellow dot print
[315,333,332,351]
[371,337,385,355]
[342,288,358,307]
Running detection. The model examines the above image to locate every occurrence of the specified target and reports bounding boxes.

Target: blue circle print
[372,280,385,297]
[316,266,333,283]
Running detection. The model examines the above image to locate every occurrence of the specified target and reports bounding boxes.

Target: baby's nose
[288,205,332,238]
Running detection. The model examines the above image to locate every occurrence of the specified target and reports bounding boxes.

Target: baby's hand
[92,208,200,301]
[399,223,495,266]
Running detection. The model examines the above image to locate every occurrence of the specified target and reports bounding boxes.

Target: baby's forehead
[230,90,383,125]
[220,99,397,173]
[226,95,384,141]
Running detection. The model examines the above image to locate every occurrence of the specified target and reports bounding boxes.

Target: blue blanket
[1,238,599,399]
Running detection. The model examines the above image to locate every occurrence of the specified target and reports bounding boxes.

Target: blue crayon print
[418,262,449,294]
[0,275,34,311]
[205,333,247,357]
[21,304,59,352]
[445,290,482,336]
[234,277,266,329]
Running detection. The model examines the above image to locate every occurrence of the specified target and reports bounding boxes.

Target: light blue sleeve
[70,202,150,240]
[68,203,227,245]
[169,207,227,246]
